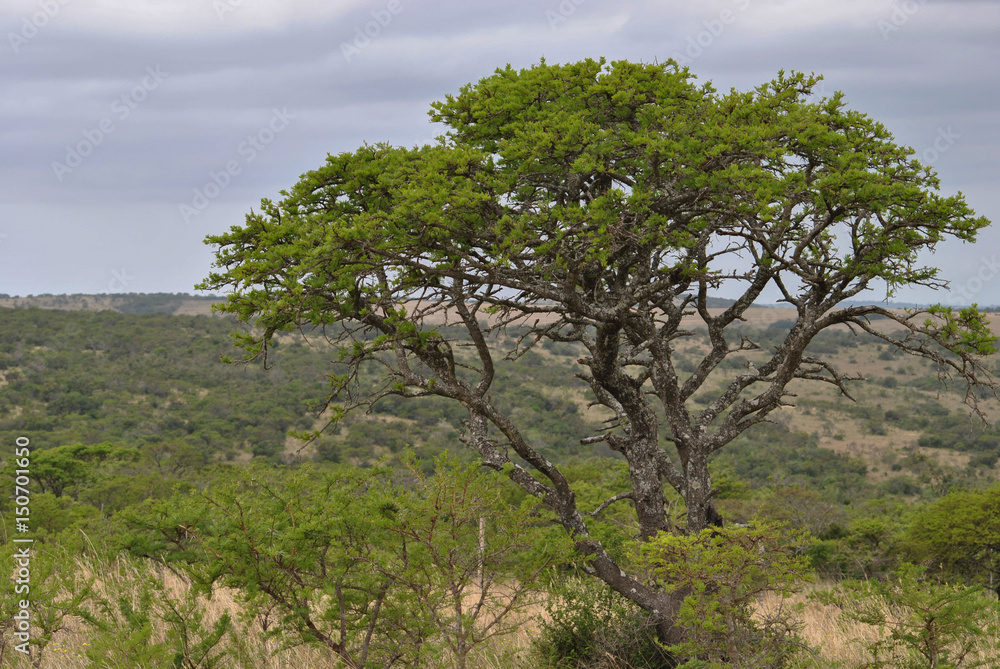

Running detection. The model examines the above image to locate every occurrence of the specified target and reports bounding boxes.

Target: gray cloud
[1,0,998,303]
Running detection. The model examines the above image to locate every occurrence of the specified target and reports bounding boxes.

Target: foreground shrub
[631,523,813,669]
[535,574,671,668]
[0,541,94,668]
[80,558,231,669]
[120,454,569,668]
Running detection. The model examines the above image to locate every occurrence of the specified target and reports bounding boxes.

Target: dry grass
[0,558,558,669]
[12,560,996,669]
[764,584,1000,669]
[756,588,873,668]
[1,559,341,669]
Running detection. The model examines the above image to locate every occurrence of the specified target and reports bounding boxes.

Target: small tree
[0,542,95,669]
[631,523,812,668]
[182,465,422,668]
[7,442,138,498]
[382,454,571,668]
[816,563,1000,669]
[199,57,997,641]
[122,459,565,668]
[79,559,232,669]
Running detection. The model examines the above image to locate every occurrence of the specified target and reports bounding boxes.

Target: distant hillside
[0,293,223,315]
[684,296,783,308]
[3,293,996,314]
[2,304,999,505]
[0,293,773,314]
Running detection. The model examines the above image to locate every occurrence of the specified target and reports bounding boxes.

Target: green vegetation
[816,563,1000,668]
[632,524,812,668]
[904,488,1000,596]
[2,303,1000,666]
[537,575,671,668]
[0,308,324,461]
[0,309,610,470]
[116,455,566,669]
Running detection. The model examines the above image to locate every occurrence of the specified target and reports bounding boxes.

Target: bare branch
[590,492,635,517]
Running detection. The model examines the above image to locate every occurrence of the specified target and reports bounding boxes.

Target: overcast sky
[1,0,998,305]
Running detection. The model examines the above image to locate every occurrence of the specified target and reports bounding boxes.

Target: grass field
[6,557,997,669]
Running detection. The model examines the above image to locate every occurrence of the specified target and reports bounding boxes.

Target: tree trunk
[684,446,713,533]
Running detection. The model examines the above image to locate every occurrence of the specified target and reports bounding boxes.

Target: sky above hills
[1,0,998,305]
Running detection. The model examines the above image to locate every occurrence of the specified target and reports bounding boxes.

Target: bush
[122,454,569,669]
[881,475,921,496]
[867,419,888,435]
[630,523,812,669]
[536,575,672,668]
[878,376,899,389]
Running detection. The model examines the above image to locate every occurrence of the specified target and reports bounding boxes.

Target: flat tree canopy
[199,58,996,635]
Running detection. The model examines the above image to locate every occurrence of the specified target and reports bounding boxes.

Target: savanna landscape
[4,59,1000,669]
[2,293,1000,668]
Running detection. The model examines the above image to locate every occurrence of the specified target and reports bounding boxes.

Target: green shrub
[631,523,813,669]
[536,575,671,668]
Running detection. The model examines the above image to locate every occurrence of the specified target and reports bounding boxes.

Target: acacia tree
[199,59,996,640]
